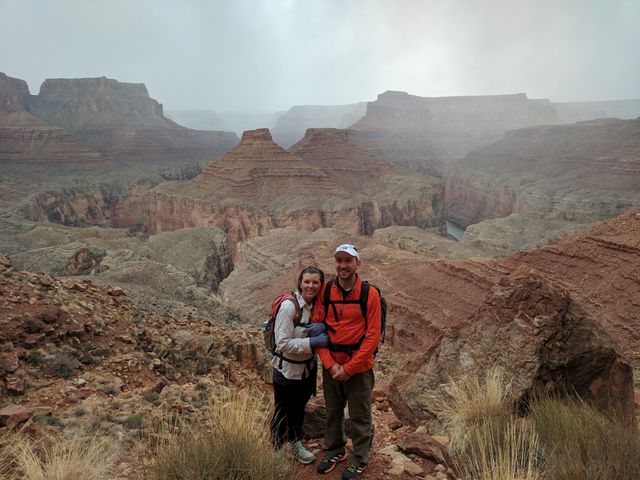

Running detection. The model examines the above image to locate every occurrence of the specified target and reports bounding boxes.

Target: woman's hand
[306,322,326,337]
[309,333,328,349]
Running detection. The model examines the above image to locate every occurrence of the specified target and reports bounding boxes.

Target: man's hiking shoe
[317,450,348,474]
[292,441,316,464]
[341,463,364,479]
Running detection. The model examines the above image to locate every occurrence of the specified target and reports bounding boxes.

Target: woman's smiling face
[299,272,322,303]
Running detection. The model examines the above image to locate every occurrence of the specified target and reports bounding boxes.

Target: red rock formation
[389,268,634,427]
[383,208,640,370]
[349,90,562,173]
[139,128,444,257]
[187,128,341,201]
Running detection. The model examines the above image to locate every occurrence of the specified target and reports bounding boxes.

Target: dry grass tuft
[144,389,296,480]
[456,416,542,480]
[430,367,514,452]
[530,395,640,480]
[7,431,116,480]
[431,368,542,480]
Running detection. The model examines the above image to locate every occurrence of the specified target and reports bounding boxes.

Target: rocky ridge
[389,268,634,429]
[0,252,268,477]
[137,128,444,257]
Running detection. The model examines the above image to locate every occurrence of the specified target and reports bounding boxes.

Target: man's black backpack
[322,278,387,354]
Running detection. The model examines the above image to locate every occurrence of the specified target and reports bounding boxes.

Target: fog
[1,0,639,113]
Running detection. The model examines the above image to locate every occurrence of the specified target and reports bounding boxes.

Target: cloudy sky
[1,0,639,112]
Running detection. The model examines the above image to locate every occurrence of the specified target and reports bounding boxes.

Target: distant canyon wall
[0,73,238,182]
[444,118,640,230]
[349,90,562,174]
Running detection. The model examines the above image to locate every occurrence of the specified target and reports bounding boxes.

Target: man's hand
[329,364,341,377]
[332,365,351,382]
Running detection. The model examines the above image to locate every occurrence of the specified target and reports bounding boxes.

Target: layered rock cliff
[0,73,110,178]
[0,73,237,188]
[220,207,640,372]
[389,268,634,428]
[349,90,562,174]
[140,128,444,256]
[27,76,238,166]
[445,118,640,253]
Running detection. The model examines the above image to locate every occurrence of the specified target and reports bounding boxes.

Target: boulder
[64,247,105,275]
[0,404,34,428]
[389,267,635,428]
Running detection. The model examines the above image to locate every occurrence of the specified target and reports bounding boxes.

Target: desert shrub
[123,414,145,430]
[0,431,13,480]
[7,431,116,480]
[73,407,87,418]
[142,391,160,405]
[530,396,640,480]
[144,389,296,480]
[33,413,64,427]
[47,353,80,379]
[97,383,120,396]
[26,351,44,365]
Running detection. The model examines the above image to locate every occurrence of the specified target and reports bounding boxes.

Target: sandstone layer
[28,76,239,167]
[0,73,111,179]
[0,73,238,200]
[140,128,444,256]
[349,90,561,174]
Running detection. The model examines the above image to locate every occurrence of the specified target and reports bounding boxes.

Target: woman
[270,265,328,464]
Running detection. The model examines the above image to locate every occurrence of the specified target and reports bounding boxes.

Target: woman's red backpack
[262,293,301,355]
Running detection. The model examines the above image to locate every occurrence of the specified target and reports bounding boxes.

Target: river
[446,219,466,241]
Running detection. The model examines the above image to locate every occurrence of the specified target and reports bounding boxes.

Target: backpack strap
[273,294,310,366]
[322,278,336,324]
[360,281,370,319]
[325,280,382,356]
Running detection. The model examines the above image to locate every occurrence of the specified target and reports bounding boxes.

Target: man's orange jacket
[313,275,381,376]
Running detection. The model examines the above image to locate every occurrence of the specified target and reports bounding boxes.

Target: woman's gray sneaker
[292,441,316,464]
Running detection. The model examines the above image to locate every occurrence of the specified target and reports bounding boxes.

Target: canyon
[1,71,639,478]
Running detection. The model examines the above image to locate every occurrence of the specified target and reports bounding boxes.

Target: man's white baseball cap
[334,244,360,260]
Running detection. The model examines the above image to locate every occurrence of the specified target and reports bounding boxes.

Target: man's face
[334,252,360,281]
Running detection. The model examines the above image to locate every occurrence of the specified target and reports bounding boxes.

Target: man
[314,244,382,480]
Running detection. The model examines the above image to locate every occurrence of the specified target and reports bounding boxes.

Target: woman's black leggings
[270,373,314,448]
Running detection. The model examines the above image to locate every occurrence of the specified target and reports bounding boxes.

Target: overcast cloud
[1,0,639,112]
